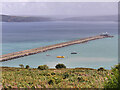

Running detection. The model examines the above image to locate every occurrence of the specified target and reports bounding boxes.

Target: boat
[71,52,77,54]
[57,56,65,58]
[46,54,50,56]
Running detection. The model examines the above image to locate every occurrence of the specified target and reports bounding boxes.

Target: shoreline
[0,66,96,70]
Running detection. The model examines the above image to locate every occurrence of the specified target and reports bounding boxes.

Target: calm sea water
[1,21,118,69]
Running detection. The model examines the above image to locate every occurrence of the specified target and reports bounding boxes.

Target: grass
[1,67,112,88]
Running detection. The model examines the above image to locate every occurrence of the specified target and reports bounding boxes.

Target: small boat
[57,56,65,58]
[46,54,50,56]
[71,52,77,54]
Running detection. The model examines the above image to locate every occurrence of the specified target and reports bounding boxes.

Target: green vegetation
[19,64,24,68]
[97,67,106,71]
[1,64,119,88]
[25,65,30,69]
[38,65,49,70]
[104,64,120,88]
[55,63,66,69]
[1,67,110,88]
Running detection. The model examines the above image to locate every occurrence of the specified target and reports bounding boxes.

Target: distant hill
[1,15,53,22]
[61,15,118,22]
[1,15,118,22]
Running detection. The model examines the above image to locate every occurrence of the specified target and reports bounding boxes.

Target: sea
[1,21,118,69]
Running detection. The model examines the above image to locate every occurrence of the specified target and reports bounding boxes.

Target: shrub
[55,64,66,69]
[53,77,61,84]
[104,64,120,88]
[97,67,106,71]
[111,64,120,72]
[38,65,49,70]
[48,77,61,85]
[63,72,69,79]
[25,65,30,69]
[19,64,24,68]
[77,76,85,82]
[51,72,55,75]
[42,73,50,76]
[48,78,55,85]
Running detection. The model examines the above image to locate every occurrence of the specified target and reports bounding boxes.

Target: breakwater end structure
[0,35,113,62]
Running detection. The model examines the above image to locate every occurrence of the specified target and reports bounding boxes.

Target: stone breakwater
[0,35,113,62]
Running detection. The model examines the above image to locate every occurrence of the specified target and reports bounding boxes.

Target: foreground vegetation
[1,64,119,88]
[104,64,120,88]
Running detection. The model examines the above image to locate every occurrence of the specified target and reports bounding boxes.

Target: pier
[0,35,113,62]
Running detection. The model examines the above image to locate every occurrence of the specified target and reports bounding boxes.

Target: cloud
[1,2,118,16]
[1,0,119,2]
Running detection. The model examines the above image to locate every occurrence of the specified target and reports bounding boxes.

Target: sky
[1,0,119,2]
[1,2,118,16]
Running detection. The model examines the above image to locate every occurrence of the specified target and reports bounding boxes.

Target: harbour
[0,34,113,62]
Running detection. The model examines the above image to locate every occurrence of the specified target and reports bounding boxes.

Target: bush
[111,64,120,72]
[77,77,85,82]
[48,77,61,85]
[97,67,106,71]
[25,65,30,69]
[38,65,49,70]
[48,78,55,85]
[104,64,120,88]
[63,72,69,79]
[55,64,66,69]
[19,64,24,68]
[53,77,61,84]
[51,72,55,75]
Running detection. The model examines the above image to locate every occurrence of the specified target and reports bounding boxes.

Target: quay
[0,35,113,62]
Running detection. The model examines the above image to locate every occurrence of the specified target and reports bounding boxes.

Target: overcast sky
[1,2,118,16]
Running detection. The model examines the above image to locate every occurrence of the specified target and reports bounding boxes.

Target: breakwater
[0,35,113,62]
